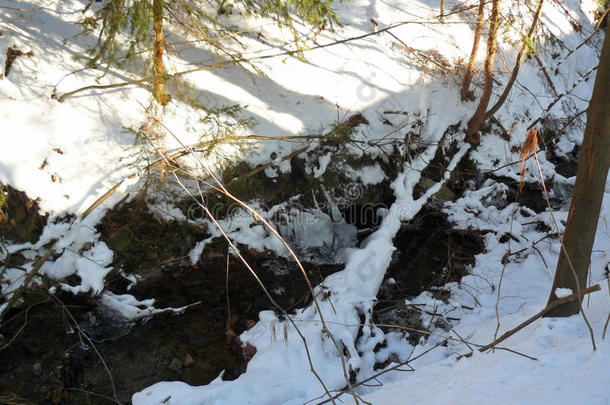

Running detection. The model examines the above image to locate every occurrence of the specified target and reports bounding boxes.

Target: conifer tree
[81,0,340,104]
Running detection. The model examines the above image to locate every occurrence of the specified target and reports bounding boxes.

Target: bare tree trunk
[465,0,501,144]
[461,0,485,101]
[153,0,170,105]
[485,0,544,119]
[440,0,445,23]
[545,30,610,317]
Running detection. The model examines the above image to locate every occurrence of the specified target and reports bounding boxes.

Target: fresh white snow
[1,0,609,404]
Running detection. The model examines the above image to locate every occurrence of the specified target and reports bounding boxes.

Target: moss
[27,221,43,244]
[98,198,207,276]
[0,185,47,244]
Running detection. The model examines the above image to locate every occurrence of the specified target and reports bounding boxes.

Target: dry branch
[57,4,492,102]
[477,284,600,354]
[0,243,56,321]
[485,0,544,118]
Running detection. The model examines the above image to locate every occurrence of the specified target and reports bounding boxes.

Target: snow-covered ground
[1,0,609,404]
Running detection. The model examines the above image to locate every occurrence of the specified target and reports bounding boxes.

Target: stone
[169,358,182,370]
[32,361,42,377]
[183,354,195,368]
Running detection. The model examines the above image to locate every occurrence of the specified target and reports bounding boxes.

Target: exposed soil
[0,184,47,244]
[0,253,340,404]
[0,153,484,404]
[0,200,342,405]
[381,209,485,298]
[373,208,485,344]
[3,47,33,78]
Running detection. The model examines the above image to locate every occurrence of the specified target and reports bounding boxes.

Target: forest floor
[1,0,609,404]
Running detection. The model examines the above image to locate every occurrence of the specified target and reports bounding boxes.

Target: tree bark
[153,0,170,105]
[545,29,610,317]
[460,0,485,101]
[440,0,445,23]
[465,0,501,144]
[485,0,544,119]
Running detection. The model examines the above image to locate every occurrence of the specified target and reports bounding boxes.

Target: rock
[183,354,195,368]
[168,358,183,381]
[418,177,457,201]
[241,343,257,361]
[32,361,42,377]
[169,358,182,370]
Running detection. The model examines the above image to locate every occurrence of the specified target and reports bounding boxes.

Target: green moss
[98,198,207,275]
[0,185,46,244]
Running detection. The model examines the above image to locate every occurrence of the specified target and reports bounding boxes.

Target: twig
[58,19,417,101]
[291,318,537,361]
[477,284,600,353]
[57,5,492,102]
[493,199,519,350]
[50,294,121,404]
[527,65,597,130]
[0,305,31,351]
[485,0,545,119]
[313,343,443,405]
[64,387,120,404]
[227,145,309,186]
[450,326,474,353]
[556,8,610,70]
[143,110,350,404]
[533,53,558,97]
[80,133,310,219]
[549,108,587,141]
[532,148,596,350]
[0,242,56,321]
[602,278,610,339]
[373,18,449,72]
[225,249,234,342]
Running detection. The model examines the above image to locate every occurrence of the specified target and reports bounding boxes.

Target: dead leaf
[241,342,257,360]
[520,129,538,191]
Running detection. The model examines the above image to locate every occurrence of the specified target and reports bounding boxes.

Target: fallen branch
[0,242,56,321]
[476,284,600,354]
[81,133,309,219]
[143,105,355,404]
[313,343,443,405]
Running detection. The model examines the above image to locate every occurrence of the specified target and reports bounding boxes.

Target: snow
[100,292,188,320]
[313,153,332,178]
[555,287,573,299]
[357,164,386,186]
[342,294,610,405]
[1,0,609,404]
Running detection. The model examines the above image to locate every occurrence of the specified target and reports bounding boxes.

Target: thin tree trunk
[545,29,610,317]
[465,0,501,144]
[153,0,170,105]
[461,0,485,101]
[486,0,544,119]
[440,0,445,23]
